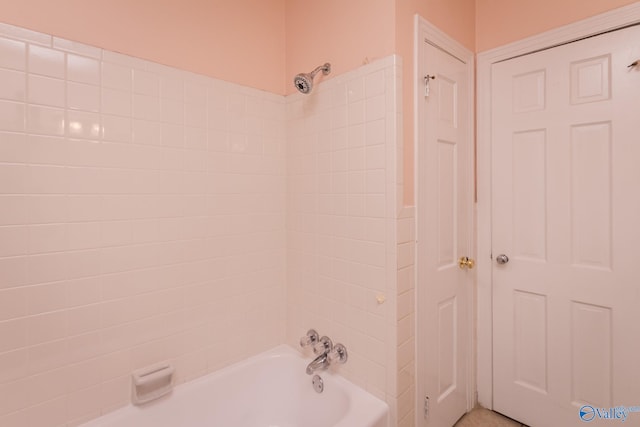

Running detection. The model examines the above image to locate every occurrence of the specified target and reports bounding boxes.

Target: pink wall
[0,0,286,94]
[476,0,639,52]
[285,0,395,94]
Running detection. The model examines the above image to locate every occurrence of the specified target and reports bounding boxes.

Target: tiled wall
[285,56,409,426]
[0,23,286,427]
[0,21,415,427]
[397,207,416,427]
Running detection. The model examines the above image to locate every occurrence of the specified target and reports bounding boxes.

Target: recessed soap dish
[131,362,175,405]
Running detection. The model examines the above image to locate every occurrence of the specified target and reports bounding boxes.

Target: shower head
[293,63,331,94]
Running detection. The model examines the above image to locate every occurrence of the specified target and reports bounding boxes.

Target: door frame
[414,14,475,425]
[476,2,640,408]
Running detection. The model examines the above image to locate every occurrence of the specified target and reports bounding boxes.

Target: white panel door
[492,24,640,427]
[417,34,473,427]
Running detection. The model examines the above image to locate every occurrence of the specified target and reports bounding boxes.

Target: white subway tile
[0,68,25,101]
[101,114,132,143]
[26,105,64,136]
[185,102,207,128]
[366,144,386,170]
[161,123,184,148]
[67,110,100,140]
[0,318,27,353]
[102,87,131,116]
[27,311,67,346]
[27,396,67,427]
[0,408,28,427]
[0,38,26,71]
[0,348,28,383]
[66,222,101,250]
[348,100,365,125]
[27,339,68,375]
[26,134,66,166]
[161,76,183,101]
[133,69,159,96]
[185,82,207,106]
[161,98,183,124]
[330,127,347,151]
[0,226,28,257]
[0,256,29,289]
[27,280,67,314]
[67,54,100,85]
[365,118,385,146]
[53,37,101,59]
[330,104,347,129]
[66,276,101,308]
[0,163,29,193]
[67,331,102,363]
[0,132,28,163]
[65,139,101,167]
[0,377,29,415]
[0,23,50,46]
[0,100,25,132]
[102,62,132,91]
[28,224,66,254]
[67,249,101,280]
[184,126,207,150]
[347,78,365,103]
[28,45,64,78]
[65,358,102,392]
[331,149,348,172]
[100,376,129,411]
[365,70,386,98]
[133,93,160,121]
[28,164,69,194]
[366,169,386,194]
[27,195,67,224]
[27,75,65,108]
[365,94,386,122]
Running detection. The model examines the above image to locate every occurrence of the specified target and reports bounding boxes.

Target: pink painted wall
[476,0,639,52]
[284,0,395,94]
[0,0,286,94]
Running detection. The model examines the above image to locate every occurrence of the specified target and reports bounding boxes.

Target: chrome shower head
[293,63,331,94]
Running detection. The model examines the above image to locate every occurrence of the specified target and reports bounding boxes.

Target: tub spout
[306,353,330,375]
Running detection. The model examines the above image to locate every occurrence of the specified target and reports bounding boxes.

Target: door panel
[417,35,473,427]
[492,24,640,427]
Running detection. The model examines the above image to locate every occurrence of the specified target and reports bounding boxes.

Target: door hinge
[424,75,436,97]
[424,396,430,419]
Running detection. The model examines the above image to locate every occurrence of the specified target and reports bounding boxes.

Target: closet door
[492,24,640,427]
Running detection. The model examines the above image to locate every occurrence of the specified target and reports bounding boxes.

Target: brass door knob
[458,256,475,269]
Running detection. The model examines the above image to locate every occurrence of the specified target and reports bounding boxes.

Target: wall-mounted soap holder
[131,362,175,405]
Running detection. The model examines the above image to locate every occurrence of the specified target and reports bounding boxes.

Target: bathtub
[81,345,389,427]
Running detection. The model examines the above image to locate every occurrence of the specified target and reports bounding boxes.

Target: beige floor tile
[454,407,525,427]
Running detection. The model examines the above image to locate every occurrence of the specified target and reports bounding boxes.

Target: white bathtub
[81,345,389,427]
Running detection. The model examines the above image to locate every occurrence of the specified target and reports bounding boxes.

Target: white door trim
[414,14,475,425]
[476,1,640,408]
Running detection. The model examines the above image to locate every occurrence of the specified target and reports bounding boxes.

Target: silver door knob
[496,254,509,264]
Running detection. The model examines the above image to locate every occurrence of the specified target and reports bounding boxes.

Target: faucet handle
[313,336,333,355]
[300,329,319,349]
[328,343,348,364]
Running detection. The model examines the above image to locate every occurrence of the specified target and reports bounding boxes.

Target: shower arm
[310,63,331,78]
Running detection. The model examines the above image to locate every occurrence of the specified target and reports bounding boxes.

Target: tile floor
[454,408,529,427]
